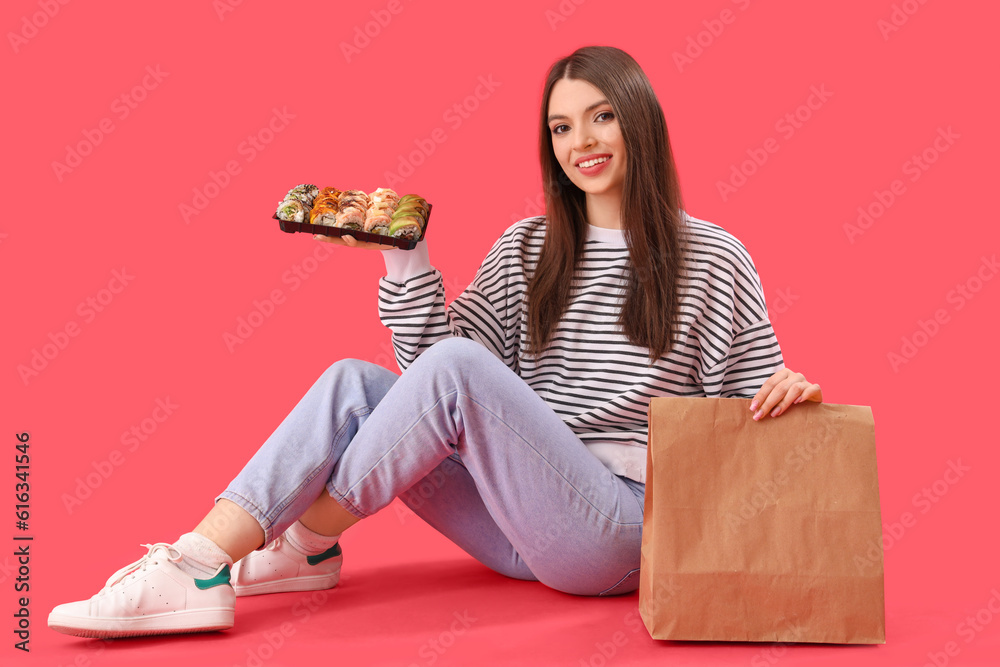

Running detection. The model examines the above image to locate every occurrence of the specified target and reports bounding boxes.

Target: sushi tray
[273,184,431,251]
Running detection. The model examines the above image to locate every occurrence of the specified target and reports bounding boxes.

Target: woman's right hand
[313,233,398,250]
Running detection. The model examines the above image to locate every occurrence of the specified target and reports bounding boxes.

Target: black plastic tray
[274,202,431,250]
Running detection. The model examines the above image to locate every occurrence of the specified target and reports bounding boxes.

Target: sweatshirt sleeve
[377,225,525,374]
[705,318,785,398]
[701,247,785,398]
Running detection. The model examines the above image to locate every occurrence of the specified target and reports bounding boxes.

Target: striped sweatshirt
[377,212,784,484]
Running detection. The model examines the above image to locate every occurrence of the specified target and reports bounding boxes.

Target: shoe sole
[48,608,234,638]
[233,567,341,597]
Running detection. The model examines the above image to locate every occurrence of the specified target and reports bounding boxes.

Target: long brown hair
[526,45,687,365]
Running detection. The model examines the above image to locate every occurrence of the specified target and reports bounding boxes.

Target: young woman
[48,45,821,638]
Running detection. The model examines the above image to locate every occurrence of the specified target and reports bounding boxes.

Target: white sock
[284,520,341,556]
[173,532,234,578]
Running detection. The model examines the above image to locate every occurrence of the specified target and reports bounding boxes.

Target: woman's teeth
[579,156,609,168]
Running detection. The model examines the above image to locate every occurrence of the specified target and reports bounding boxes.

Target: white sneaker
[48,542,234,638]
[231,534,342,597]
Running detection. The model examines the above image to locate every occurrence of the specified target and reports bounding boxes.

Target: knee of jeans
[420,337,493,374]
[324,358,396,386]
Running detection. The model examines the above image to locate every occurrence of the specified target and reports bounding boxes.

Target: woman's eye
[551,112,612,135]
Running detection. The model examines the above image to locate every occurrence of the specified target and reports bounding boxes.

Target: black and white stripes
[377,212,784,483]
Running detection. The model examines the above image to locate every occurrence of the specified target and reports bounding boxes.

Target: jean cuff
[215,490,273,550]
[323,481,372,521]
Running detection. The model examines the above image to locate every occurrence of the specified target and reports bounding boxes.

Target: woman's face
[546,77,626,199]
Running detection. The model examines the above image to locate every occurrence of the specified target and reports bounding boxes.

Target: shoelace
[264,536,283,551]
[99,542,184,595]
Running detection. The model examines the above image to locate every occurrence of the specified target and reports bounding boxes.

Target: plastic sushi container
[273,202,432,251]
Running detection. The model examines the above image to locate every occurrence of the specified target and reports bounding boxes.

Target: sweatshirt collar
[583,210,691,246]
[585,222,628,246]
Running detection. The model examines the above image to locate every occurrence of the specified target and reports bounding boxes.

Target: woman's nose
[571,128,595,152]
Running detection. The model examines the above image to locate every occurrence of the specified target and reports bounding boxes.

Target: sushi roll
[287,184,319,203]
[313,194,341,209]
[388,213,422,240]
[335,206,366,231]
[276,198,309,222]
[339,191,370,209]
[310,205,339,226]
[284,190,313,205]
[365,190,398,235]
[397,195,429,216]
[363,205,393,234]
[369,187,400,207]
[391,204,427,223]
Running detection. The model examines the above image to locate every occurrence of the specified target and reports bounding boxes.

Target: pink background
[3,0,998,665]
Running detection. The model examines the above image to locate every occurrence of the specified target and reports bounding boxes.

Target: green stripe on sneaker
[306,543,342,566]
[195,564,232,590]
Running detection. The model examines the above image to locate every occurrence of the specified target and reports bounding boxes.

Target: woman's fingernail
[750,400,758,412]
[753,409,763,420]
[794,396,803,404]
[770,406,781,417]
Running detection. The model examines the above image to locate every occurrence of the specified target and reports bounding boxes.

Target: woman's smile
[547,77,627,199]
[576,153,613,176]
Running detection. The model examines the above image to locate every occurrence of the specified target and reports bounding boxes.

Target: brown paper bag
[638,397,885,644]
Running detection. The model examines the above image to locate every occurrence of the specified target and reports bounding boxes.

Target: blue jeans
[217,336,645,596]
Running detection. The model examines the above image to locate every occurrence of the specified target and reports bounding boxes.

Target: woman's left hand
[749,368,823,421]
